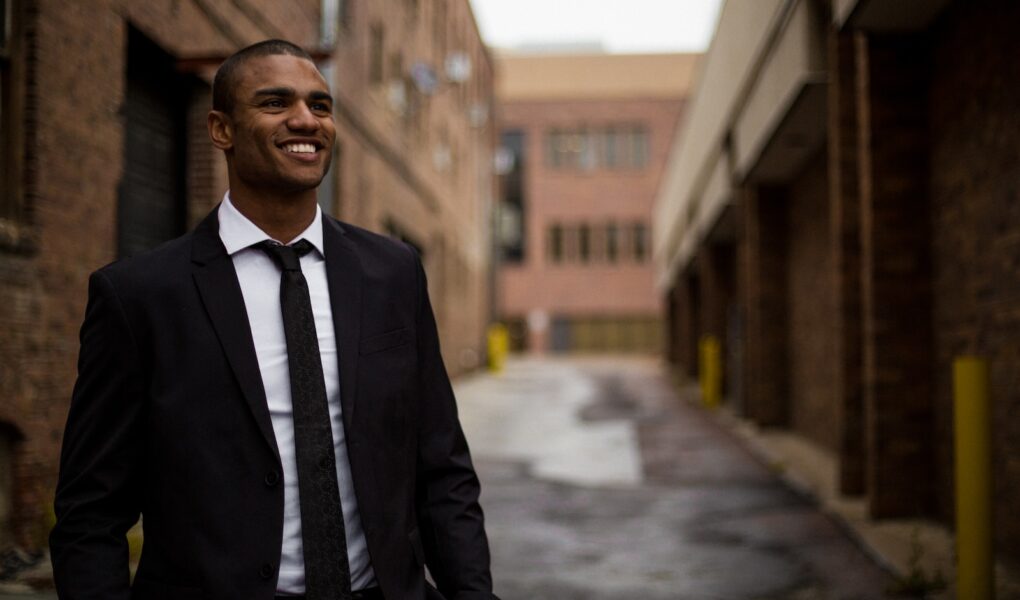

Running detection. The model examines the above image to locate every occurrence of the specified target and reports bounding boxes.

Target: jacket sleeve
[410,253,498,600]
[50,270,145,599]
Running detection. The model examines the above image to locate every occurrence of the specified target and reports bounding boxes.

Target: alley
[457,358,894,600]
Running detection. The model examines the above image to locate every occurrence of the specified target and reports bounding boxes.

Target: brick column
[666,286,680,366]
[741,185,788,427]
[828,29,866,496]
[856,33,935,518]
[675,271,700,378]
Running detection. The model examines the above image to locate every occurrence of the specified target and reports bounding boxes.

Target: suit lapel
[191,209,280,460]
[323,216,363,433]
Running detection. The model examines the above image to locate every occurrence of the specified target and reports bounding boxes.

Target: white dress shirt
[218,194,376,593]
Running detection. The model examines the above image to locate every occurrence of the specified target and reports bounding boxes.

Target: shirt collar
[217,192,324,258]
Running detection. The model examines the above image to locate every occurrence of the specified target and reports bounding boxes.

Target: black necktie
[257,240,353,600]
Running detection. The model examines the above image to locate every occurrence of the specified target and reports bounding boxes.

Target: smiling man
[50,40,496,600]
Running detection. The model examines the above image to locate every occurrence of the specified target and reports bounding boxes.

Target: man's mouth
[281,143,318,154]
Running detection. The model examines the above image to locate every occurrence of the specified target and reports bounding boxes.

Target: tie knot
[256,239,314,271]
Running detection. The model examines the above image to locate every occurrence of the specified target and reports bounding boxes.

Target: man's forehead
[236,54,329,92]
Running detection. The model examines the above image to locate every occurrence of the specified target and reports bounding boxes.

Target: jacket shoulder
[92,232,194,289]
[328,216,418,267]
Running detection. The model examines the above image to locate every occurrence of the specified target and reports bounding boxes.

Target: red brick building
[496,52,696,353]
[0,0,493,555]
[326,0,495,376]
[656,0,1020,580]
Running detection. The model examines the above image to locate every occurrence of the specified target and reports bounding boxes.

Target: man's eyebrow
[309,91,333,103]
[253,87,296,98]
[251,88,332,104]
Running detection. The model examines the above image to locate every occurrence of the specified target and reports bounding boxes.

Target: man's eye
[264,99,285,108]
[312,103,331,112]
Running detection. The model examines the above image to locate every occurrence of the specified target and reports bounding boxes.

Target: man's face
[222,54,335,194]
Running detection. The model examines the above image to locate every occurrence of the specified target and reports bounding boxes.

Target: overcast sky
[468,0,725,54]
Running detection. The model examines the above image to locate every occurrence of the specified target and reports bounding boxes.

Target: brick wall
[856,32,935,518]
[786,151,838,451]
[827,29,866,496]
[0,0,318,549]
[740,185,789,427]
[0,0,496,547]
[673,270,700,378]
[697,244,734,347]
[928,0,1020,567]
[328,0,495,374]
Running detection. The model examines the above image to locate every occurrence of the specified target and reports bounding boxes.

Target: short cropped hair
[212,39,314,115]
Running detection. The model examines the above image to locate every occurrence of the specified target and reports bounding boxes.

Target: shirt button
[259,563,274,579]
[264,471,280,487]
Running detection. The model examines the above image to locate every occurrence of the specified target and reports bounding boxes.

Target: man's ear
[208,110,234,150]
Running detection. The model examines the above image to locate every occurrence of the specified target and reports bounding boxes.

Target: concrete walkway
[457,357,895,599]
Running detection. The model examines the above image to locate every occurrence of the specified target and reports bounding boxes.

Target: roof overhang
[833,0,954,32]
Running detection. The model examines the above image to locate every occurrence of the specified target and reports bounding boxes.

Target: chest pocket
[360,327,410,355]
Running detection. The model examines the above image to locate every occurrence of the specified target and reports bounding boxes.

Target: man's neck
[229,187,319,243]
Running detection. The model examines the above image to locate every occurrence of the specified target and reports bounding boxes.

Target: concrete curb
[690,389,1020,600]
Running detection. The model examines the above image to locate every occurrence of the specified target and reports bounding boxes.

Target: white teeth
[283,143,316,154]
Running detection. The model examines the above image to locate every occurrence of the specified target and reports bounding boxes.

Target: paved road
[3,356,894,600]
[457,357,894,599]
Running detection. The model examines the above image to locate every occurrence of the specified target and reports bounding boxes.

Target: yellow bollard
[953,356,994,600]
[487,323,509,373]
[699,335,722,410]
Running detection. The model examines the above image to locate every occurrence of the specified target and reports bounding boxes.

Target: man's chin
[234,164,330,197]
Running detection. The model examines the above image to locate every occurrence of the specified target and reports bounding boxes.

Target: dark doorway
[117,27,190,258]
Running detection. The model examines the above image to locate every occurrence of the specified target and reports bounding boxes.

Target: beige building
[496,52,697,353]
[656,0,1020,585]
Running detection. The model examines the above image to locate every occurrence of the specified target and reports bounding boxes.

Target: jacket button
[264,471,280,487]
[259,563,274,579]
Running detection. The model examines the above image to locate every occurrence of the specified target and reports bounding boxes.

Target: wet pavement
[456,357,895,599]
[2,356,896,600]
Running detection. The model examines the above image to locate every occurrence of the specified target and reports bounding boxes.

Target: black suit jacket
[50,209,495,600]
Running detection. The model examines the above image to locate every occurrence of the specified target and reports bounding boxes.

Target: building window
[338,0,353,30]
[369,23,384,84]
[404,0,418,22]
[432,0,446,60]
[604,127,618,167]
[548,224,563,263]
[578,223,591,263]
[606,222,619,263]
[388,51,404,103]
[633,222,648,262]
[630,127,648,168]
[1,0,22,228]
[1,0,9,51]
[317,139,339,217]
[546,124,649,171]
[498,130,526,263]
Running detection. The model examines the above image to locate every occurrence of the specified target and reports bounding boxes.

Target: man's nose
[287,102,320,131]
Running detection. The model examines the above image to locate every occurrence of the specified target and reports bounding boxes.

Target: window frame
[633,222,648,262]
[545,123,650,172]
[548,224,564,263]
[0,0,23,237]
[605,222,619,263]
[578,223,591,263]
